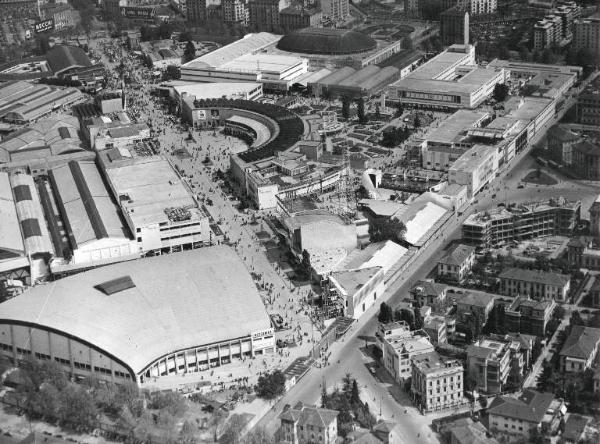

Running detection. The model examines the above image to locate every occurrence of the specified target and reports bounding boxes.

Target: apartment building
[279,6,322,31]
[187,0,207,23]
[410,280,448,307]
[573,16,600,59]
[499,268,570,302]
[488,390,566,437]
[559,325,600,372]
[411,351,464,413]
[534,15,562,51]
[320,0,349,22]
[456,291,496,326]
[424,315,448,344]
[249,0,288,32]
[577,76,600,126]
[462,198,581,248]
[466,337,511,393]
[279,403,338,444]
[437,243,475,283]
[505,296,556,337]
[381,325,434,382]
[223,0,249,24]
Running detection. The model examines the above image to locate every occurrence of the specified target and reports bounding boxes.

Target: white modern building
[0,247,275,388]
[387,44,506,109]
[180,33,308,91]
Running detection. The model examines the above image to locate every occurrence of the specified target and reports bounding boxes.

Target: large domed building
[277,28,377,55]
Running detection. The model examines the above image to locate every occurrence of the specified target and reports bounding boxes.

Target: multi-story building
[467,0,496,15]
[187,0,207,23]
[279,403,338,444]
[499,268,570,302]
[410,280,448,307]
[533,15,562,51]
[424,315,448,344]
[559,325,600,372]
[546,125,580,166]
[466,337,511,393]
[455,291,496,327]
[440,8,469,47]
[223,0,249,24]
[279,6,322,31]
[380,324,435,382]
[320,0,348,23]
[448,144,497,197]
[505,296,556,337]
[534,1,580,49]
[591,194,600,237]
[437,243,475,283]
[573,16,600,61]
[571,140,600,180]
[249,0,288,32]
[577,76,600,126]
[554,1,580,41]
[411,351,464,413]
[488,390,566,437]
[462,198,581,249]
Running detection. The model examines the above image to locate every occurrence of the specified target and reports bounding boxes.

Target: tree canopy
[368,218,406,243]
[256,370,286,400]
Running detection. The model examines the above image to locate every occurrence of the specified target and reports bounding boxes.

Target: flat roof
[505,96,553,121]
[103,156,203,228]
[183,33,283,69]
[450,144,496,173]
[425,110,489,144]
[221,53,305,74]
[174,82,261,101]
[330,266,382,297]
[0,246,272,375]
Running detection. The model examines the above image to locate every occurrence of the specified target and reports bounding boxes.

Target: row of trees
[381,126,411,148]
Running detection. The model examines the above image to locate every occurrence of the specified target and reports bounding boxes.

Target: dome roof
[277,28,377,55]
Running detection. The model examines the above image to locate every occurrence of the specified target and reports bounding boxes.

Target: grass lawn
[522,170,558,186]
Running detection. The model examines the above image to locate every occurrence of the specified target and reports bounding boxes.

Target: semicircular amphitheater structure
[0,246,275,388]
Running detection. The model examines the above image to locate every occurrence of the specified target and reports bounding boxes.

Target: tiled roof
[562,414,591,442]
[438,243,475,266]
[559,325,600,360]
[488,389,555,424]
[499,267,570,287]
[411,280,447,297]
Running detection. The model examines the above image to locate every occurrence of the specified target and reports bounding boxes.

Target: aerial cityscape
[0,0,599,443]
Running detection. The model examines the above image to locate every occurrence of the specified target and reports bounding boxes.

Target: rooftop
[411,280,447,298]
[183,33,283,69]
[0,172,25,258]
[49,161,129,249]
[456,290,496,308]
[559,325,600,360]
[499,267,570,288]
[438,243,475,266]
[173,82,261,101]
[425,110,489,145]
[412,351,463,375]
[102,156,204,228]
[450,144,496,173]
[277,27,377,55]
[488,389,557,424]
[46,45,92,75]
[394,200,448,247]
[0,246,272,375]
[330,266,382,297]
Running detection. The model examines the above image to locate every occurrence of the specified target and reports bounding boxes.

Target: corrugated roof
[0,246,272,375]
[0,172,25,256]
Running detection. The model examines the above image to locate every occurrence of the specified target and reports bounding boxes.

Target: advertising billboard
[34,19,55,34]
[120,6,156,19]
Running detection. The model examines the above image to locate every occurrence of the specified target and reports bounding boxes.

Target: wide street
[254,87,600,439]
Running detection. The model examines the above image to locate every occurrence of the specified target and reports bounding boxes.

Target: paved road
[253,81,600,437]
